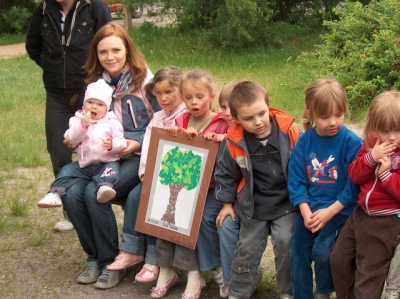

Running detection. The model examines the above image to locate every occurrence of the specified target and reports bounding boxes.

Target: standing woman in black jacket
[26,0,112,231]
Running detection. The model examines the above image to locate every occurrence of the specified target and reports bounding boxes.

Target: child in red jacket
[330,91,400,299]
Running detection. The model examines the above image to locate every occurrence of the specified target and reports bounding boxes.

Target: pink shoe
[181,275,206,299]
[97,186,116,203]
[150,272,179,298]
[135,263,159,283]
[106,251,144,271]
[37,193,62,208]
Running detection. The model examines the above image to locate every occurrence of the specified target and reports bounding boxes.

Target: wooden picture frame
[135,128,219,249]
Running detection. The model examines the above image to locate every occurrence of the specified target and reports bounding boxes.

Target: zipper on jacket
[364,166,379,215]
[43,0,89,89]
[127,100,138,128]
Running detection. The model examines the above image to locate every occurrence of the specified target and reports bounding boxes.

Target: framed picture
[135,128,219,249]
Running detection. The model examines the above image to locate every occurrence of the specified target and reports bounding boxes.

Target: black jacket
[26,0,111,93]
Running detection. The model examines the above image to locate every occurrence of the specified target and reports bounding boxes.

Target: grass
[0,24,361,298]
[0,33,25,46]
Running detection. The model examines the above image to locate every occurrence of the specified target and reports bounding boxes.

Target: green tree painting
[159,146,202,225]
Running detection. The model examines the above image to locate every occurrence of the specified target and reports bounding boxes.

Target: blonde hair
[219,79,244,107]
[182,69,214,94]
[302,78,349,131]
[84,22,148,93]
[182,69,215,110]
[229,81,270,119]
[364,91,400,148]
[145,66,183,98]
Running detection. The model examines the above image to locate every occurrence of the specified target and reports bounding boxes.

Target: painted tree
[159,146,202,225]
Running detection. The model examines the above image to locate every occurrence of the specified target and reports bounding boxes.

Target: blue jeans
[290,213,347,298]
[63,155,141,269]
[45,91,84,177]
[196,189,222,272]
[50,161,120,196]
[218,215,240,285]
[230,212,298,298]
[120,182,157,265]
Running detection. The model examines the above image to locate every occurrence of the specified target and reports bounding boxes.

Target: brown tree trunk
[161,183,184,225]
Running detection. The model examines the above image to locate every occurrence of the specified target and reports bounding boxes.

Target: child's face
[376,129,400,148]
[312,105,344,137]
[154,80,182,113]
[83,98,108,120]
[234,97,271,139]
[181,80,215,120]
[219,98,234,126]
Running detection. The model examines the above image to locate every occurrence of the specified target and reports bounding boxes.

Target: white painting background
[145,141,208,235]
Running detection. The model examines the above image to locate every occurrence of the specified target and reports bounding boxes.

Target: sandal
[37,192,62,208]
[135,263,159,283]
[150,272,179,298]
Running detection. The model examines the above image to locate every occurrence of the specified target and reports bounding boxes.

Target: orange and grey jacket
[214,107,300,223]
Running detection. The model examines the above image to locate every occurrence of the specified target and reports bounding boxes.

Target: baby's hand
[167,126,180,137]
[81,111,91,128]
[371,138,396,162]
[103,137,112,151]
[378,156,391,175]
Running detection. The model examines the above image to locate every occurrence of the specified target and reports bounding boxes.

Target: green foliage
[0,0,35,11]
[7,197,30,216]
[0,6,31,34]
[27,231,49,246]
[159,146,202,190]
[296,0,400,110]
[213,0,272,49]
[139,0,371,49]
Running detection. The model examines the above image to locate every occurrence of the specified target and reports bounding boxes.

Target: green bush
[296,0,400,110]
[0,6,31,34]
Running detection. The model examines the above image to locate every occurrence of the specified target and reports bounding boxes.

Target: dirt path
[0,43,26,58]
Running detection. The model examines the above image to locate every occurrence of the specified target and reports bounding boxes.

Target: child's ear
[210,92,216,101]
[233,116,240,124]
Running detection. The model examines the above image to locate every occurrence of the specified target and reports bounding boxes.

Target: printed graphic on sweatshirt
[391,152,400,170]
[306,154,337,184]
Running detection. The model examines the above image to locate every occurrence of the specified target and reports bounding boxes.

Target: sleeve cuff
[378,169,392,182]
[365,151,378,166]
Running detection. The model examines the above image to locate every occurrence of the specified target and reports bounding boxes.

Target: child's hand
[216,203,235,227]
[81,111,92,128]
[371,137,396,161]
[308,208,334,233]
[204,132,216,141]
[167,126,180,137]
[378,156,391,175]
[182,127,199,139]
[103,138,112,151]
[212,133,226,143]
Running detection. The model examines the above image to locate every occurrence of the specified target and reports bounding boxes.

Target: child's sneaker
[37,192,62,208]
[210,266,228,298]
[54,218,74,231]
[97,186,116,203]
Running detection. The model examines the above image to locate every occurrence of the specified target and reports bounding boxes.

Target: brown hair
[219,79,244,107]
[84,22,148,93]
[302,78,349,131]
[364,91,400,148]
[229,81,270,119]
[144,66,183,98]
